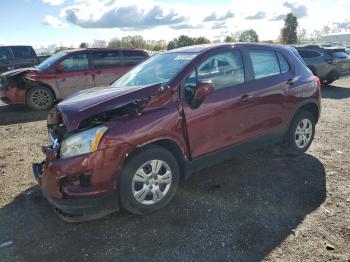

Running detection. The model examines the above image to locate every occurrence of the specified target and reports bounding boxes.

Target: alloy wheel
[32,89,51,109]
[132,160,172,205]
[295,119,313,149]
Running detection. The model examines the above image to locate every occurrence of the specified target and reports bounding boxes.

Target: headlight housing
[60,126,108,159]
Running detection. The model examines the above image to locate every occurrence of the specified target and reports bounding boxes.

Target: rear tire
[283,111,315,156]
[26,86,55,111]
[119,145,180,215]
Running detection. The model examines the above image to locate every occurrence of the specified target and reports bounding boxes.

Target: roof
[165,42,291,54]
[62,47,148,53]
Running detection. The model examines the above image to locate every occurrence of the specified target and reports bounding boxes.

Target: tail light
[312,75,321,89]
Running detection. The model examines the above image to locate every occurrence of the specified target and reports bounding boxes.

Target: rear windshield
[327,50,348,58]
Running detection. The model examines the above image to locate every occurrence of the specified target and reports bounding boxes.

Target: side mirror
[54,64,64,73]
[193,80,215,105]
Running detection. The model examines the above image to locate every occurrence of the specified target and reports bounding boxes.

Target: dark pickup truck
[0,45,49,73]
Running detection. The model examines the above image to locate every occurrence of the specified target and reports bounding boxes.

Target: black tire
[26,86,55,111]
[119,145,180,215]
[284,110,315,156]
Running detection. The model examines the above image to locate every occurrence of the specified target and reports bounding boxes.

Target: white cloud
[43,0,65,6]
[42,15,65,27]
[38,0,350,42]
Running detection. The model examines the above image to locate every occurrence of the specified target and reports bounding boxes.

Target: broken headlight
[60,126,108,159]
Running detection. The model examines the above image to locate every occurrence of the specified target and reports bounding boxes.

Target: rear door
[91,50,126,87]
[10,46,37,68]
[55,52,94,98]
[243,48,294,137]
[0,47,13,73]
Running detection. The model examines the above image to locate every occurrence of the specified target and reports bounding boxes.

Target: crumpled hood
[0,67,39,78]
[57,84,163,132]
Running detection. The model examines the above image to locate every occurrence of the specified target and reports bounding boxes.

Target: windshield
[37,51,68,70]
[112,52,198,88]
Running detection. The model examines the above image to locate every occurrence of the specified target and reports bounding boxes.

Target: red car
[0,48,149,110]
[33,43,321,222]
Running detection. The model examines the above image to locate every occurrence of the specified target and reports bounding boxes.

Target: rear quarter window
[276,52,290,74]
[122,50,147,66]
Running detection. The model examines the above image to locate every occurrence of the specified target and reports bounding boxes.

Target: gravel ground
[0,77,349,262]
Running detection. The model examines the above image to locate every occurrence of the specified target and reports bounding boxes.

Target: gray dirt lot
[0,77,349,262]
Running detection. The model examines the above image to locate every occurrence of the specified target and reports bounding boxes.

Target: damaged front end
[33,84,173,222]
[0,67,39,104]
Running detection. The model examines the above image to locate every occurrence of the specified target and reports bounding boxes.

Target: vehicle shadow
[0,104,48,125]
[322,84,350,99]
[0,149,326,262]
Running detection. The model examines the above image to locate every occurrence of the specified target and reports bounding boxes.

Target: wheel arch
[125,138,190,181]
[25,83,57,102]
[296,102,320,123]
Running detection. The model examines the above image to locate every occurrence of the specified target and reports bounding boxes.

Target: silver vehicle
[296,45,350,85]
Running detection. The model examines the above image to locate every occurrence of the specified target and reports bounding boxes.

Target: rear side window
[297,50,322,58]
[92,51,121,69]
[249,50,280,79]
[60,53,89,72]
[0,48,10,61]
[122,51,147,65]
[11,46,34,59]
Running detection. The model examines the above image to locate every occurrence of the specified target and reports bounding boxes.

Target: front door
[182,49,255,158]
[55,52,94,99]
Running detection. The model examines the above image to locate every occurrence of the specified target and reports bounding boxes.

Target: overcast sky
[0,0,349,47]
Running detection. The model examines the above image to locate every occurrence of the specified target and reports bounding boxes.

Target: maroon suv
[0,48,149,110]
[33,43,321,222]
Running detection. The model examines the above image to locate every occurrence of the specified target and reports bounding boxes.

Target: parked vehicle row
[32,43,321,222]
[0,45,49,73]
[295,44,350,85]
[0,48,149,110]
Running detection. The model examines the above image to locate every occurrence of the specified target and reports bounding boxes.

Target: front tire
[119,145,180,215]
[284,111,315,156]
[26,86,55,111]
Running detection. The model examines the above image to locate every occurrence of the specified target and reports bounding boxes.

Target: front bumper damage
[32,144,124,222]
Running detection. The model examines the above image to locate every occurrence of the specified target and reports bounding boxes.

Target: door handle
[287,79,294,86]
[240,94,254,103]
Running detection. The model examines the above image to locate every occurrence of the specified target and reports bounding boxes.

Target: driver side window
[184,51,244,99]
[60,53,89,72]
